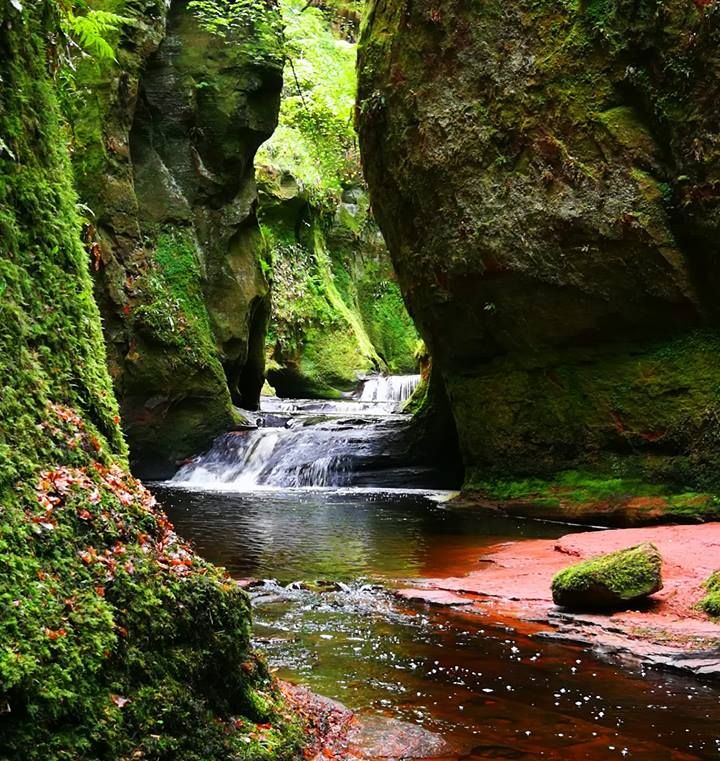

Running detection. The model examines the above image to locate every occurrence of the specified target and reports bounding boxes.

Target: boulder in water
[551,543,663,611]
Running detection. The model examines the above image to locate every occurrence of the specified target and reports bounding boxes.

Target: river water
[156,378,720,760]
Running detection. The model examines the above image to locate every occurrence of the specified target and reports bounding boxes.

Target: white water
[359,374,420,403]
[172,375,433,491]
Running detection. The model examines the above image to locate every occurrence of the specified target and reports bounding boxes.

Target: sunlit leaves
[63,7,130,62]
[256,0,360,204]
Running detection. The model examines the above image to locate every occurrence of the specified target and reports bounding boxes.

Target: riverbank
[398,524,720,678]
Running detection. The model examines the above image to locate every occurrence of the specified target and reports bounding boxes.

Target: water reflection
[156,486,720,760]
[155,487,566,582]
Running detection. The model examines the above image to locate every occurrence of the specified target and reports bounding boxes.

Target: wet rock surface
[281,682,457,761]
[72,0,282,478]
[357,0,720,490]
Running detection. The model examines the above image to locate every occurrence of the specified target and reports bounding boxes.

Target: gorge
[3,0,720,759]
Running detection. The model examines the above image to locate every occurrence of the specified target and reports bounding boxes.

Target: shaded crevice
[228,295,271,410]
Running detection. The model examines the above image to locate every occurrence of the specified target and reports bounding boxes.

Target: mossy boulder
[551,543,663,611]
[698,572,720,618]
[357,0,720,492]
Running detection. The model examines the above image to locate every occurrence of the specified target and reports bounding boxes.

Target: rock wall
[259,167,418,397]
[257,0,417,398]
[0,3,300,758]
[358,0,720,490]
[72,0,282,477]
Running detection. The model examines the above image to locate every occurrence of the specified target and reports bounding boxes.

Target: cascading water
[171,375,436,490]
[359,374,420,403]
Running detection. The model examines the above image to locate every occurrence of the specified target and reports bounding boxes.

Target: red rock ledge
[397,524,720,677]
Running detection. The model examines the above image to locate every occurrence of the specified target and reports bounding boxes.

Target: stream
[155,376,720,761]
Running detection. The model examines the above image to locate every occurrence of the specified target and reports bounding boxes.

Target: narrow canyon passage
[5,1,720,758]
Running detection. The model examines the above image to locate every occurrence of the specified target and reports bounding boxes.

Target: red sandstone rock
[397,524,720,675]
[280,682,457,761]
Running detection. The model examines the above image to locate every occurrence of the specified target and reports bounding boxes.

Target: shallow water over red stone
[158,486,720,760]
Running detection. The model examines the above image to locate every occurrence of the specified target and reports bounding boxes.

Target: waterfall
[173,428,353,489]
[359,374,420,403]
[171,375,436,491]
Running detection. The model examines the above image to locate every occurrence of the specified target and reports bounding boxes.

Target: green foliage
[63,5,130,61]
[257,0,418,394]
[257,0,360,204]
[188,0,283,63]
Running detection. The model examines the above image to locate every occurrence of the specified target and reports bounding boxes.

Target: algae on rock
[0,3,301,758]
[357,0,720,496]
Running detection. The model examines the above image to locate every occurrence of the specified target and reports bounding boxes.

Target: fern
[65,8,130,62]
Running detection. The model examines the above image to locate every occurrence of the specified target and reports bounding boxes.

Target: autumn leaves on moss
[0,3,302,758]
[1,409,302,759]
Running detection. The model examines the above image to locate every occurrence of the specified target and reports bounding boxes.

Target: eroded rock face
[357,0,720,488]
[74,0,282,477]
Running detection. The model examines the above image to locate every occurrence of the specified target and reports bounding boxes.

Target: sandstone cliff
[358,0,720,491]
[72,0,283,477]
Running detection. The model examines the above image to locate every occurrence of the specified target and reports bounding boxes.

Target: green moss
[0,0,125,487]
[356,261,418,374]
[551,543,663,609]
[64,0,282,470]
[135,230,217,358]
[699,572,720,618]
[0,5,302,758]
[261,205,384,396]
[466,469,720,522]
[257,0,418,396]
[450,331,720,491]
[187,0,284,65]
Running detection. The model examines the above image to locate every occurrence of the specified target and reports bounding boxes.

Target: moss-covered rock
[698,572,720,618]
[0,4,301,758]
[357,0,720,494]
[259,169,417,397]
[464,469,720,526]
[552,543,663,611]
[69,0,282,476]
